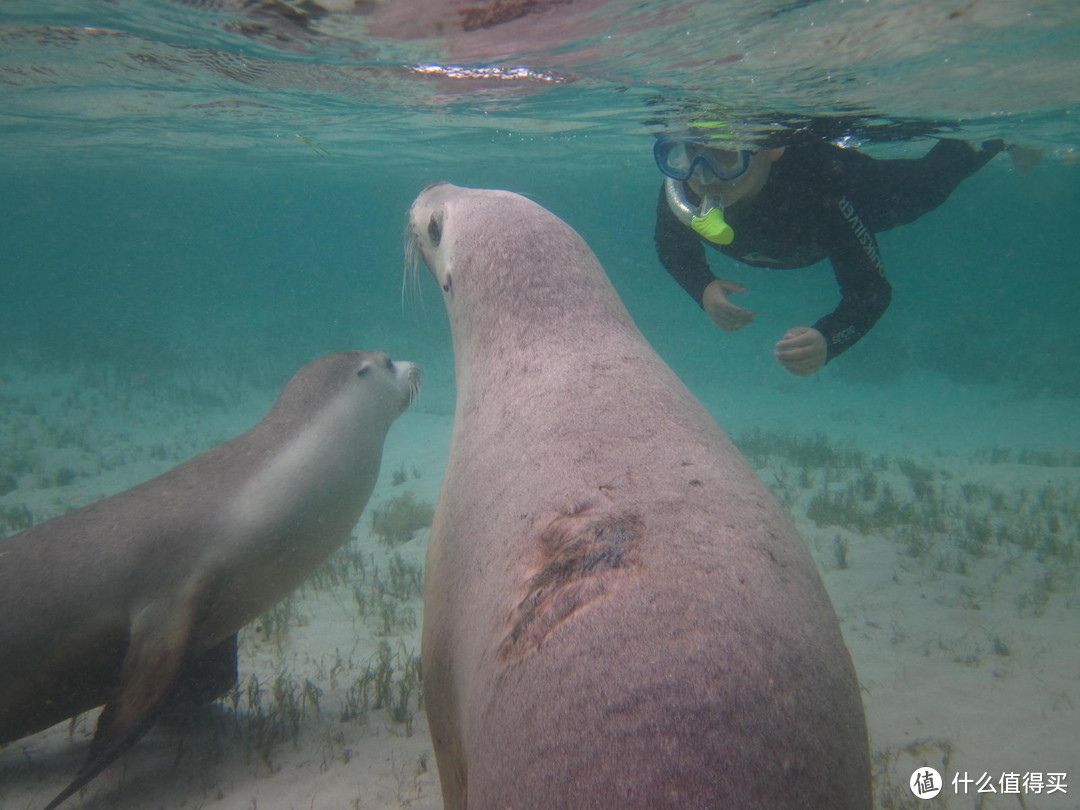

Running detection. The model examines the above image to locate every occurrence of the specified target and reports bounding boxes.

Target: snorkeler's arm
[654,184,717,304]
[812,195,893,362]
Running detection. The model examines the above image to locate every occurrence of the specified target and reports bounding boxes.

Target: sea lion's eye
[428,214,442,246]
[356,364,369,377]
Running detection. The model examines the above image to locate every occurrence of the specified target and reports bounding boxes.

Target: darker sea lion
[0,350,420,809]
[407,184,871,809]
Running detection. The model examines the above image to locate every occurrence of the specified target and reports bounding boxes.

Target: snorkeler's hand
[775,327,826,376]
[702,279,755,332]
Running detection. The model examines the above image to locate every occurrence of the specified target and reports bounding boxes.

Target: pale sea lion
[407,183,871,809]
[0,350,420,809]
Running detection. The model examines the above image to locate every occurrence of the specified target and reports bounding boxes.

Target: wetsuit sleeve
[813,195,893,361]
[654,184,716,305]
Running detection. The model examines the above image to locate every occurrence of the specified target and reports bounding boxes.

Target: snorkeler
[653,130,1034,376]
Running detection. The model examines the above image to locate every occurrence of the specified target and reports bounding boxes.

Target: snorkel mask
[663,177,735,245]
[654,136,748,245]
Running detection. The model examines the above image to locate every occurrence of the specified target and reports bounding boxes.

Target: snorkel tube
[663,177,735,245]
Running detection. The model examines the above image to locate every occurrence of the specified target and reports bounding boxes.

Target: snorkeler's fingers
[715,278,749,295]
[776,327,816,349]
[713,303,755,331]
[703,280,755,331]
[718,299,754,316]
[775,348,819,376]
[775,328,826,376]
[776,343,815,360]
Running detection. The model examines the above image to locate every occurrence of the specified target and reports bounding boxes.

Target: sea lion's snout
[365,353,422,412]
[406,188,455,294]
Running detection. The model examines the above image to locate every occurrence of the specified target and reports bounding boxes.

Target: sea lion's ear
[442,273,452,294]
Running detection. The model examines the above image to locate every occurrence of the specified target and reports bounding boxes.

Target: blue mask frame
[654,138,752,183]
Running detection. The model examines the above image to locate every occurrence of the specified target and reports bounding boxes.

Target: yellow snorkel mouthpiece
[663,178,736,246]
[691,207,734,245]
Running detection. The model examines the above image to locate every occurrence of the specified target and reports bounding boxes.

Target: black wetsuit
[655,136,1003,361]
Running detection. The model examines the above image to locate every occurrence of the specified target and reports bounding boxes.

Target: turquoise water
[1,2,1079,808]
[3,153,1076,401]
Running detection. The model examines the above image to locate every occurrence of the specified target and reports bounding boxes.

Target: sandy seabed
[0,361,1076,810]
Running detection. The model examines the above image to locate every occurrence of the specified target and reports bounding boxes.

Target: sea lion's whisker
[401,218,425,315]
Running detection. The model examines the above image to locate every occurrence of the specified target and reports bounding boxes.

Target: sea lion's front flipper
[44,597,198,810]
